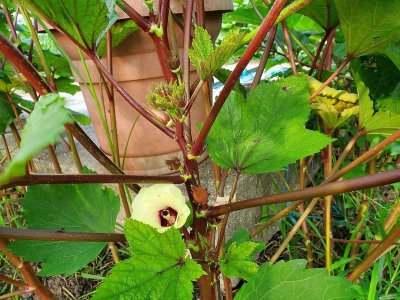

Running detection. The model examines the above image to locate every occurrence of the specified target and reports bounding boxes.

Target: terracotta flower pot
[54,0,233,175]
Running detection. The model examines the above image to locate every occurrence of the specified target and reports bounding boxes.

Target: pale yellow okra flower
[131,184,190,233]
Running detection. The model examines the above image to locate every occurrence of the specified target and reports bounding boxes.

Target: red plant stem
[190,0,287,157]
[0,33,49,95]
[65,124,140,193]
[0,33,141,192]
[160,0,171,50]
[90,55,175,138]
[250,25,278,91]
[0,174,185,190]
[214,172,240,259]
[281,21,297,74]
[309,56,352,100]
[308,29,331,75]
[347,224,400,282]
[117,0,151,32]
[118,0,175,81]
[184,80,204,115]
[195,0,205,27]
[0,228,126,243]
[206,168,400,218]
[0,238,55,299]
[2,3,18,42]
[317,27,337,80]
[183,0,195,99]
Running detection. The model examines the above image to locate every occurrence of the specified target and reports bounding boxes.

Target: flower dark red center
[159,207,178,227]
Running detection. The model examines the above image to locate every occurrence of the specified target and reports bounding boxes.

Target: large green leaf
[0,93,15,134]
[334,0,400,57]
[351,56,400,101]
[0,93,73,184]
[220,242,259,281]
[235,260,359,300]
[296,0,339,31]
[93,220,205,299]
[354,68,400,136]
[8,180,120,276]
[206,76,332,173]
[15,0,118,49]
[97,20,139,57]
[188,26,245,80]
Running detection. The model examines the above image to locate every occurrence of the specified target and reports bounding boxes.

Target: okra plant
[0,0,400,299]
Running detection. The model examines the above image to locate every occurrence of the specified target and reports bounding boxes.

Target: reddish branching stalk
[250,25,277,91]
[190,0,288,157]
[118,0,176,81]
[0,228,125,243]
[0,173,184,190]
[281,21,297,74]
[117,0,151,32]
[308,28,332,75]
[183,0,195,100]
[160,0,171,50]
[0,33,142,192]
[206,168,400,218]
[310,55,352,100]
[0,238,55,300]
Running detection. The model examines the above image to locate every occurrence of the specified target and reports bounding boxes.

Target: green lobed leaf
[55,77,80,95]
[0,93,73,184]
[93,220,205,299]
[296,0,339,31]
[188,26,245,80]
[206,75,333,173]
[224,228,266,255]
[14,0,119,49]
[220,242,259,281]
[350,55,400,101]
[334,0,400,57]
[8,178,120,276]
[235,260,360,300]
[354,66,400,136]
